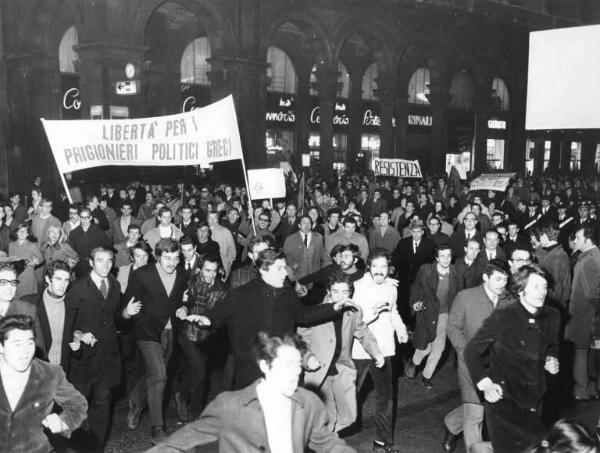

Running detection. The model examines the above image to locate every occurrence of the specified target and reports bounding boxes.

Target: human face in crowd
[16,226,28,242]
[308,208,318,223]
[163,191,172,202]
[328,282,351,304]
[88,196,99,210]
[3,205,13,220]
[207,212,219,228]
[249,242,269,263]
[482,270,508,296]
[299,217,312,234]
[339,250,356,271]
[530,234,541,250]
[508,224,519,238]
[10,194,20,206]
[392,189,400,199]
[232,200,242,212]
[145,192,154,206]
[509,250,532,274]
[158,251,179,274]
[286,205,297,218]
[227,209,239,224]
[99,199,108,211]
[31,189,42,202]
[0,328,35,373]
[79,210,92,230]
[159,210,172,227]
[200,260,219,285]
[68,207,79,223]
[405,201,415,214]
[464,240,481,261]
[181,208,192,223]
[0,269,18,303]
[90,250,113,279]
[519,273,548,313]
[154,203,165,217]
[472,204,481,217]
[484,231,499,252]
[428,218,440,234]
[379,212,390,226]
[132,248,149,269]
[463,213,477,230]
[47,226,61,246]
[343,221,356,237]
[181,243,196,262]
[411,227,424,242]
[360,190,368,201]
[328,212,340,227]
[497,226,507,242]
[437,249,452,269]
[119,189,127,200]
[45,269,71,298]
[40,200,52,216]
[258,215,270,230]
[197,225,210,243]
[260,344,302,398]
[260,258,288,288]
[574,229,591,252]
[373,191,381,201]
[121,204,132,217]
[200,187,210,199]
[369,256,389,285]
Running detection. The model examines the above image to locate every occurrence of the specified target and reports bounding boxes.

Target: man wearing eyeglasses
[448,212,483,260]
[508,247,533,275]
[68,207,112,279]
[0,262,44,353]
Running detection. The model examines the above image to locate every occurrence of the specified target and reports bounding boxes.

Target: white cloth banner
[373,158,422,178]
[41,95,243,173]
[247,168,286,199]
[469,173,516,192]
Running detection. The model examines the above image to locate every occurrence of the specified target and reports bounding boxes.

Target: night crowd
[0,168,599,453]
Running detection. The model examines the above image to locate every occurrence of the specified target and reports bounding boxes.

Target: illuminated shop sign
[487,119,507,129]
[310,100,350,127]
[180,84,211,113]
[408,114,432,127]
[61,74,81,120]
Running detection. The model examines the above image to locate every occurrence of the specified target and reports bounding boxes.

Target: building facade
[1,0,599,195]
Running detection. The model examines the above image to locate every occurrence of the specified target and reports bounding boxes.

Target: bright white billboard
[526,24,600,130]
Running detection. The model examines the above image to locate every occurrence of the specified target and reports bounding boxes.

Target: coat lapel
[13,360,46,413]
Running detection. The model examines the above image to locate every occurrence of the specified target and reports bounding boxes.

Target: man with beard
[352,249,408,453]
[186,248,357,389]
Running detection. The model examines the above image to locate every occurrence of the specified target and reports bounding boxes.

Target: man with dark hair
[0,315,88,453]
[111,200,139,244]
[24,260,74,371]
[188,248,356,389]
[464,265,560,453]
[444,259,512,453]
[179,235,201,276]
[229,235,272,289]
[66,246,137,450]
[275,202,300,246]
[406,245,459,388]
[141,199,166,235]
[147,332,356,453]
[535,220,571,311]
[565,225,600,401]
[178,204,199,242]
[508,247,533,275]
[284,214,327,280]
[324,207,342,239]
[454,239,481,290]
[144,207,184,253]
[86,194,109,231]
[195,221,221,259]
[325,216,369,263]
[352,249,408,453]
[114,223,142,268]
[426,215,449,247]
[448,212,483,260]
[207,210,236,278]
[503,219,530,258]
[68,206,112,278]
[176,254,228,418]
[124,238,188,443]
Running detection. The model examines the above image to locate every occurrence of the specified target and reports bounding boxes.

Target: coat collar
[240,379,305,409]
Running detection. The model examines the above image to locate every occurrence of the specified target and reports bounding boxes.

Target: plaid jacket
[183,274,228,342]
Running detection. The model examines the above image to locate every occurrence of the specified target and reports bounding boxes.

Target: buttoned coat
[284,231,327,280]
[369,226,401,253]
[565,246,600,348]
[447,285,514,403]
[0,359,88,453]
[410,263,460,350]
[146,382,355,453]
[536,243,571,309]
[66,273,123,388]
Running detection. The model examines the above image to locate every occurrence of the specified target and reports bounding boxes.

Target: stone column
[394,94,409,159]
[209,56,268,169]
[375,72,395,159]
[548,132,561,171]
[428,87,450,175]
[473,90,490,174]
[581,132,597,175]
[347,68,363,170]
[295,66,311,168]
[315,65,338,180]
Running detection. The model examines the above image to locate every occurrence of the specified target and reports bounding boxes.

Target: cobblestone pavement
[97,357,599,453]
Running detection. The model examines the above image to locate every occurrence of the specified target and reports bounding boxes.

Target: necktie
[304,234,308,249]
[186,262,191,271]
[100,279,108,299]
[413,242,418,253]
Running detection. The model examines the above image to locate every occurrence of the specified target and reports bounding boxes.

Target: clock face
[125,63,135,79]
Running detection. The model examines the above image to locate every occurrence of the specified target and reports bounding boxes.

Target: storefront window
[407,68,430,105]
[338,62,350,99]
[309,132,320,163]
[544,141,551,170]
[266,129,294,166]
[486,139,505,170]
[362,63,378,101]
[570,141,582,170]
[59,26,78,73]
[491,78,510,112]
[180,37,211,85]
[361,134,380,170]
[333,134,348,170]
[267,47,297,93]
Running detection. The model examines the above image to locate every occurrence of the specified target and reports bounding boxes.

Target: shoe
[405,360,417,379]
[422,376,434,389]
[150,426,167,445]
[442,428,459,453]
[127,400,142,430]
[373,440,400,452]
[174,392,189,423]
